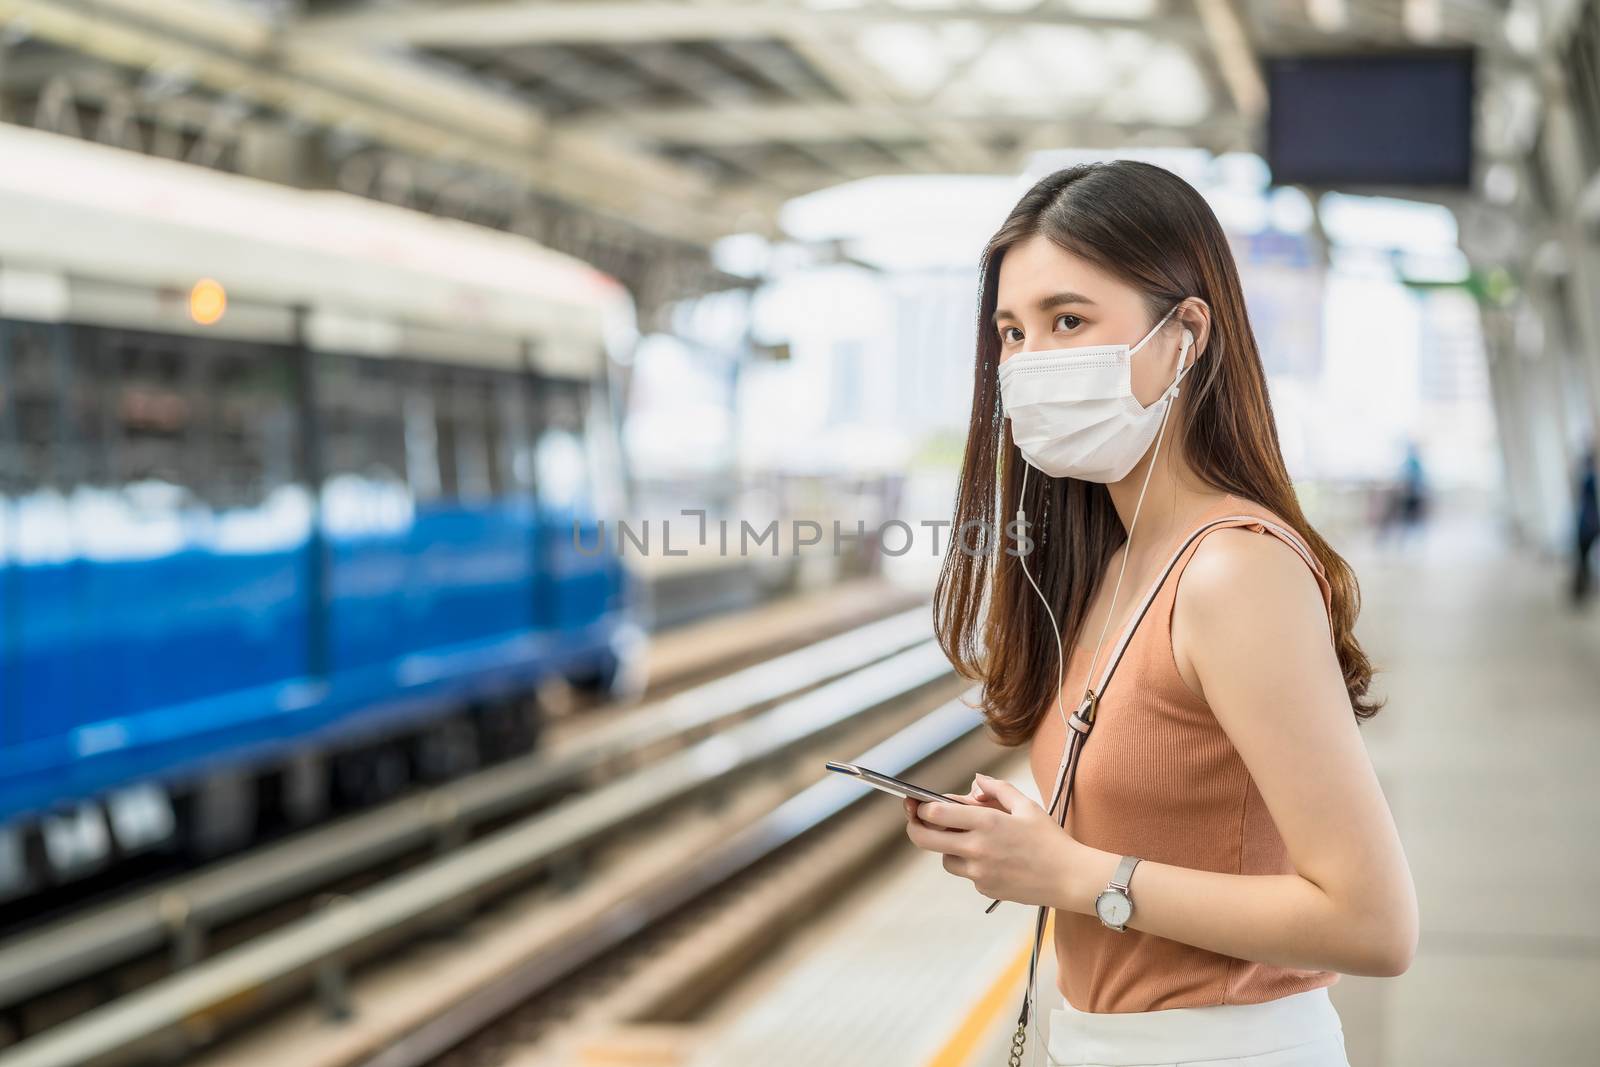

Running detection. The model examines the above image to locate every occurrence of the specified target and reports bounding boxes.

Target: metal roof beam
[1195,0,1266,122]
[299,1,1211,48]
[297,1,1209,176]
[0,0,786,243]
[777,22,993,174]
[570,101,1248,148]
[568,41,854,191]
[0,47,108,90]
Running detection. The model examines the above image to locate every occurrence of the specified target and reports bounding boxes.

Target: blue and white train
[0,125,644,898]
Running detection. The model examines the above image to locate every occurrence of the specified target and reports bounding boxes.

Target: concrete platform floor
[1324,502,1600,1066]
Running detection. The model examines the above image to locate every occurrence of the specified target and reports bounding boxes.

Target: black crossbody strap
[1011,513,1310,1063]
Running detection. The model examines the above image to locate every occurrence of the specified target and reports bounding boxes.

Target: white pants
[1045,986,1349,1067]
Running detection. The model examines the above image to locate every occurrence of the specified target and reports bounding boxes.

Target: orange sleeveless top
[1026,492,1341,1013]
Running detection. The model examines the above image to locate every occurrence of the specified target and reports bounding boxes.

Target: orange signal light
[189,278,227,326]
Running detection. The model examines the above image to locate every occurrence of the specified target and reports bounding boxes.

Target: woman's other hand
[903,773,1086,908]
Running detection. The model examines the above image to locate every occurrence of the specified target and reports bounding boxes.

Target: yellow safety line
[922,913,1053,1067]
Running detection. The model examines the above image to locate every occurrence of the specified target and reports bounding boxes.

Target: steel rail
[361,691,986,1067]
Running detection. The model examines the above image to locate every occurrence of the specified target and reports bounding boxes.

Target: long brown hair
[933,160,1383,746]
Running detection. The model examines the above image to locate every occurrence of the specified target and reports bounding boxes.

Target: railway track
[190,683,996,1067]
[0,585,956,1067]
[417,698,1003,1067]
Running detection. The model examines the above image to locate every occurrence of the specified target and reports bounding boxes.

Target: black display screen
[1265,50,1475,188]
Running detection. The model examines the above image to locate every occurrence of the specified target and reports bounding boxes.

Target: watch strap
[1110,854,1141,892]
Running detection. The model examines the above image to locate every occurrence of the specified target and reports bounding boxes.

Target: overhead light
[1403,0,1443,41]
[1483,161,1519,206]
[1062,0,1156,15]
[1305,0,1348,32]
[1504,0,1541,54]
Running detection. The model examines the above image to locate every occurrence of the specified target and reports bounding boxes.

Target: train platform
[662,503,1600,1067]
[678,748,1045,1067]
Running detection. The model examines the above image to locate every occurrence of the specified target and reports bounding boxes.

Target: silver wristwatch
[1094,855,1142,932]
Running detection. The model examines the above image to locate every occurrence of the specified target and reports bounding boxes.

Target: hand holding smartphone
[823,760,1006,913]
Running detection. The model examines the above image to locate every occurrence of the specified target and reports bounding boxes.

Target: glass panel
[318,352,414,532]
[98,330,196,496]
[536,379,594,510]
[208,344,298,509]
[10,321,70,493]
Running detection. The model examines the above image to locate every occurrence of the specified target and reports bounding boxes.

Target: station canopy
[0,0,1540,310]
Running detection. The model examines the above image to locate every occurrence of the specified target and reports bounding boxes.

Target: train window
[400,376,441,502]
[317,357,541,509]
[430,370,460,502]
[535,380,593,510]
[462,375,492,501]
[318,353,413,526]
[2,322,116,493]
[0,326,8,495]
[5,321,70,491]
[433,371,470,503]
[68,328,111,491]
[496,371,535,494]
[95,329,198,496]
[482,372,514,497]
[428,367,503,505]
[321,355,408,483]
[208,346,297,510]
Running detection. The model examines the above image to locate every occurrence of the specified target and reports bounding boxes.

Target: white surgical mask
[998,302,1195,483]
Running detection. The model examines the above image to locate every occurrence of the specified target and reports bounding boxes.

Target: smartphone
[831,760,1001,913]
[824,760,960,805]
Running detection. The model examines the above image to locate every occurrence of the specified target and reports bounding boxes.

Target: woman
[902,161,1417,1067]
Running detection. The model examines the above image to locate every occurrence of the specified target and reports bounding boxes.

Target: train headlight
[189,278,227,326]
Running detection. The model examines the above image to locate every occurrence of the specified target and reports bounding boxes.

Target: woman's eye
[1056,314,1082,331]
[1000,326,1022,344]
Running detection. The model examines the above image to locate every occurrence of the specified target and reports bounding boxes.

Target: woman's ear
[1176,301,1211,361]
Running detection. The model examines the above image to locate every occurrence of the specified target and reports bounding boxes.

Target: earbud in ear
[1181,328,1195,350]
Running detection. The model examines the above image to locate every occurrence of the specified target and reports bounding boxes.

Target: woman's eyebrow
[991,291,1097,324]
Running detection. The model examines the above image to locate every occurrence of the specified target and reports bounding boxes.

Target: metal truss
[0,0,1547,318]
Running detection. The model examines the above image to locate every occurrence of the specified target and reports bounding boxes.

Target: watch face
[1095,889,1132,927]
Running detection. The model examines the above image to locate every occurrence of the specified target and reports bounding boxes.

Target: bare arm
[1049,530,1418,977]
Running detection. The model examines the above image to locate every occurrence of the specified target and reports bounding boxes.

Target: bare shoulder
[1172,524,1334,701]
[1178,525,1323,621]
